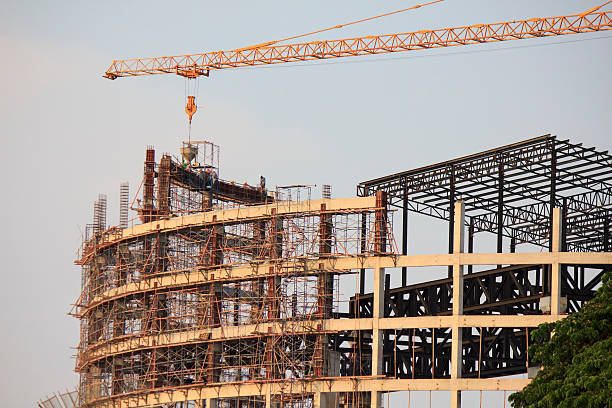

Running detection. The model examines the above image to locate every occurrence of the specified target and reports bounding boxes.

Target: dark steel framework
[352,135,612,381]
[335,264,606,380]
[357,135,612,254]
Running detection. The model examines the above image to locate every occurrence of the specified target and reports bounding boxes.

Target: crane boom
[105,8,612,79]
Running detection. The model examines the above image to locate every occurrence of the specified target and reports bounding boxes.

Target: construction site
[66,3,612,408]
[72,134,612,408]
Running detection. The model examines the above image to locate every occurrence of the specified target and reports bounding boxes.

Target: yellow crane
[103,2,612,126]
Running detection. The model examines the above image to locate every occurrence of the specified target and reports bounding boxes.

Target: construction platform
[74,136,611,408]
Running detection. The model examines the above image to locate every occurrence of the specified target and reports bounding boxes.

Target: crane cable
[233,0,612,54]
[580,1,612,16]
[234,0,444,52]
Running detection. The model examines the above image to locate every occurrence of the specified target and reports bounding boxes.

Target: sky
[1,0,611,407]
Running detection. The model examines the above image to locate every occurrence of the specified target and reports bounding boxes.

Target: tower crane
[103,2,612,135]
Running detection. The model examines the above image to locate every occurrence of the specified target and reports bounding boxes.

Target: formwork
[74,136,612,408]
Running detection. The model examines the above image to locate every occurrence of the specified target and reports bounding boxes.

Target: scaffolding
[74,138,611,408]
[75,146,397,408]
[38,390,79,408]
[120,183,130,229]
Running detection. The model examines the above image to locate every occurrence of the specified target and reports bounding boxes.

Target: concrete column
[551,208,563,316]
[313,392,337,408]
[451,201,465,408]
[452,200,465,313]
[371,264,385,408]
[265,389,278,408]
[313,393,323,408]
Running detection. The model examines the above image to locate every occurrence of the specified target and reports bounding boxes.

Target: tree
[509,271,612,408]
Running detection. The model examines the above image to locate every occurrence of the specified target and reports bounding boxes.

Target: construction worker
[212,170,218,190]
[204,168,212,190]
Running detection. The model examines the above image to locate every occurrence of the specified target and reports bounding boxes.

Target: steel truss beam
[104,9,612,79]
[358,136,612,252]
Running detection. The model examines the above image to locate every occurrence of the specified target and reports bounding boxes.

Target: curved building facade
[75,138,611,408]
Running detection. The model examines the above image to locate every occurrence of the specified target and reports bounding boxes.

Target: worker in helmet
[212,170,218,190]
[204,168,212,190]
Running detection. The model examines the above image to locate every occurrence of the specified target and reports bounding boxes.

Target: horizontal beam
[91,378,531,408]
[79,196,377,264]
[81,315,563,367]
[79,252,612,314]
[359,135,551,189]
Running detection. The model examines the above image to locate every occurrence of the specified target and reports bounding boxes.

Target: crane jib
[103,9,612,79]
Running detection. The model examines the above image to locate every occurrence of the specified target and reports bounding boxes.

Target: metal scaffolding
[74,138,611,408]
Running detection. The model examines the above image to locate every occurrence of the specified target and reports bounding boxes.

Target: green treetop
[509,270,612,408]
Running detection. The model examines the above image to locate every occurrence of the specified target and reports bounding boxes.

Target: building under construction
[74,135,612,408]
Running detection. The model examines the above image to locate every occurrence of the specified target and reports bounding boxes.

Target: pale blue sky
[1,1,611,406]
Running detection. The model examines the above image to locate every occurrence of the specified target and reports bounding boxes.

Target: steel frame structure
[358,135,612,255]
[352,135,612,406]
[75,140,611,408]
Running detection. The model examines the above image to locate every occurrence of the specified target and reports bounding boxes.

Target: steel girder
[357,136,612,252]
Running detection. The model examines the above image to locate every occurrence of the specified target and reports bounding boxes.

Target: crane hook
[185,95,197,125]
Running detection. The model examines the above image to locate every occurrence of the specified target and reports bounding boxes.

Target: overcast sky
[1,0,611,407]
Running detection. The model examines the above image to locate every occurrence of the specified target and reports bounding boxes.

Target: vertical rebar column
[92,200,99,236]
[374,191,387,253]
[322,184,332,199]
[143,148,156,223]
[139,149,160,387]
[99,194,107,232]
[157,155,171,216]
[359,212,366,295]
[318,204,333,315]
[250,220,266,349]
[93,196,100,233]
[265,271,279,381]
[93,194,107,235]
[112,244,125,395]
[315,204,334,377]
[206,216,223,384]
[119,182,129,228]
[268,208,282,322]
[141,148,156,278]
[270,208,283,260]
[319,203,332,257]
[88,257,106,343]
[265,209,282,381]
